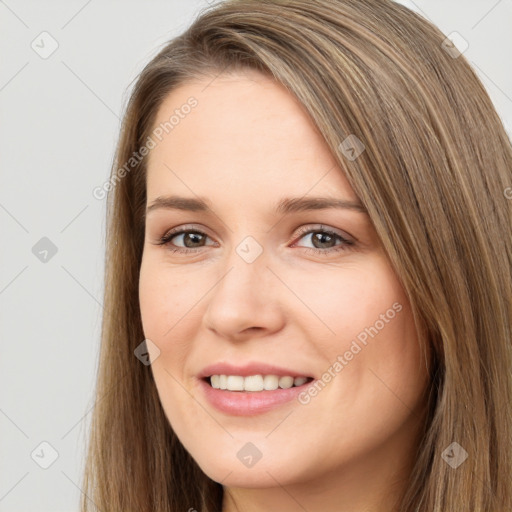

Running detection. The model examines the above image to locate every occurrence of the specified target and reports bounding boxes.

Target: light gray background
[1,1,511,510]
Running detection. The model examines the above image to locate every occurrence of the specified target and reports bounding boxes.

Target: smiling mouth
[204,374,314,392]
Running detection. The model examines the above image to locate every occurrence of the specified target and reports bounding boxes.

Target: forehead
[146,71,359,206]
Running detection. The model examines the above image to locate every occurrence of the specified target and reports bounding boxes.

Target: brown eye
[157,228,215,253]
[171,231,207,248]
[293,226,355,256]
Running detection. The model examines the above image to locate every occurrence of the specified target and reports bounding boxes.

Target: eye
[292,225,354,256]
[154,224,355,256]
[156,226,216,254]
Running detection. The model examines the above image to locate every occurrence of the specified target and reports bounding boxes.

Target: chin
[191,446,311,489]
[201,463,283,488]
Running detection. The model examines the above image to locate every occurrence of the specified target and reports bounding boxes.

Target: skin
[138,69,431,512]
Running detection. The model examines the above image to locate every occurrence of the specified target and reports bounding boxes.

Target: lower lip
[198,378,313,416]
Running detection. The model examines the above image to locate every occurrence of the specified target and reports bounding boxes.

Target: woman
[82,0,512,510]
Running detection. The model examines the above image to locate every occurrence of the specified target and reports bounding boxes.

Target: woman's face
[139,70,430,496]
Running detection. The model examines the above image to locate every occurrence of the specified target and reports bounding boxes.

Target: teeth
[278,376,294,389]
[263,375,279,390]
[244,375,263,391]
[293,377,308,387]
[209,374,310,392]
[227,375,244,391]
[211,375,220,388]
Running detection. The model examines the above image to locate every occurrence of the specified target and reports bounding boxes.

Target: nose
[202,245,286,341]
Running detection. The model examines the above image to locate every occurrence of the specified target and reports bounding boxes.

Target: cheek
[289,258,404,348]
[138,256,213,395]
[296,257,424,403]
[138,261,198,416]
[139,257,197,339]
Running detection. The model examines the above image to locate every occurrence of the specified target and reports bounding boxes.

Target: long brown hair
[82,0,512,510]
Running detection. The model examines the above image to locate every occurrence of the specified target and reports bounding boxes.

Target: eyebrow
[145,195,368,216]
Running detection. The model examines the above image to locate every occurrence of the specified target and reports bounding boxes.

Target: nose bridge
[215,233,270,304]
[203,232,283,337]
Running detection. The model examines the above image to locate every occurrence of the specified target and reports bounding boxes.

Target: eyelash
[156,224,355,256]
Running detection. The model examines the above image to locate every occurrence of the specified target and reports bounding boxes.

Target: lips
[196,361,316,415]
[198,377,313,416]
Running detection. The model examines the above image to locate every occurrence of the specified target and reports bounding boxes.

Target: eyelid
[159,223,215,242]
[291,224,354,244]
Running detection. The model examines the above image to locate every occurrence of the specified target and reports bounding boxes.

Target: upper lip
[198,362,313,379]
